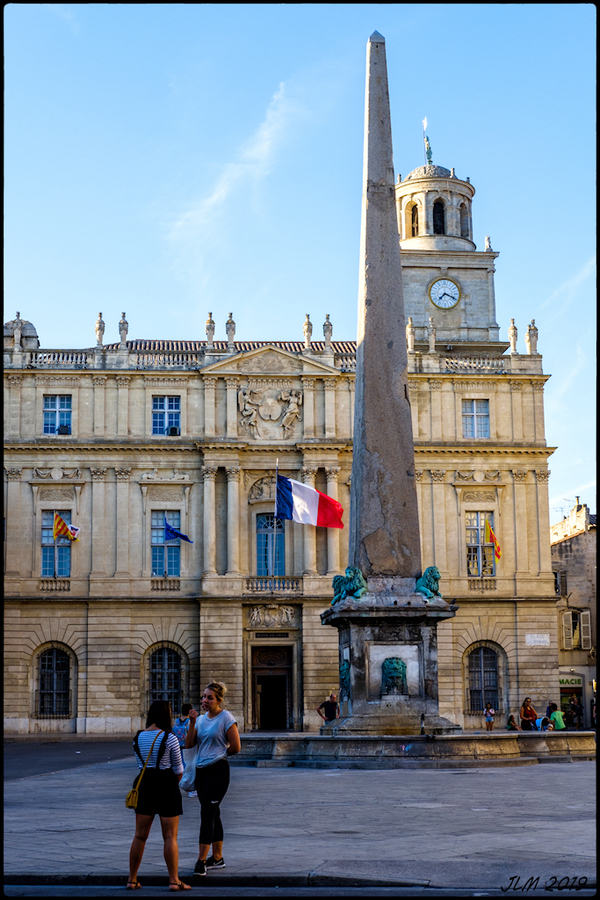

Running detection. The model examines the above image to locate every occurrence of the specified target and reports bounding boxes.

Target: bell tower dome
[396,164,475,252]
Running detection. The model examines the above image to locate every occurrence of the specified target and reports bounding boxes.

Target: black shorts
[133,767,183,818]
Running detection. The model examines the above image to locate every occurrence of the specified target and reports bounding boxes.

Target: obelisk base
[320,584,461,736]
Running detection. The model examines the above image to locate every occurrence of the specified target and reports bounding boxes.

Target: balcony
[244,576,302,594]
[39,579,71,592]
[151,578,181,591]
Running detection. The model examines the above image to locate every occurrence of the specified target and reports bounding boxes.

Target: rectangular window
[256,514,285,576]
[151,510,181,576]
[466,511,495,576]
[41,510,72,577]
[563,610,592,651]
[43,395,72,435]
[152,396,181,435]
[462,399,489,439]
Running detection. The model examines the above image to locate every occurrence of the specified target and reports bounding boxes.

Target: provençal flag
[485,519,501,561]
[53,512,80,542]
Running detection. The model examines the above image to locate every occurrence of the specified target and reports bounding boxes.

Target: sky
[4,3,596,523]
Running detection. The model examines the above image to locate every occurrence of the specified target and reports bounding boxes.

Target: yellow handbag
[125,731,161,810]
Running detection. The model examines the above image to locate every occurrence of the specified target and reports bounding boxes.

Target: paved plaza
[3,738,596,896]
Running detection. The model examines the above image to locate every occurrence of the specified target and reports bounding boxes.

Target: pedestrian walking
[570,696,584,730]
[484,702,496,732]
[172,704,196,798]
[317,691,339,724]
[549,703,566,731]
[506,714,521,731]
[520,697,537,731]
[126,700,190,892]
[185,682,241,877]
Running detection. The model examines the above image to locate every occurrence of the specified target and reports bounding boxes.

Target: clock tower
[396,162,503,350]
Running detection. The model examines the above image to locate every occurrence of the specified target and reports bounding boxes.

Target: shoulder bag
[125,731,161,810]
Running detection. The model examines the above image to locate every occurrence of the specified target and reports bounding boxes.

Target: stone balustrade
[244,576,302,593]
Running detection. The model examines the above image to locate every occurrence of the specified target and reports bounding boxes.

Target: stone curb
[4,874,431,888]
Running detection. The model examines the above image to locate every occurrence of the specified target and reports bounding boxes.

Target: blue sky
[4,3,596,522]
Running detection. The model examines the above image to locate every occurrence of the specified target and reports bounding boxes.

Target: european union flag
[164,517,193,543]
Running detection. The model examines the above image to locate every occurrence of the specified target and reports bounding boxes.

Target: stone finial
[13,312,22,348]
[95,313,105,347]
[427,316,436,354]
[485,236,492,251]
[118,312,128,347]
[525,319,538,354]
[226,312,236,348]
[406,316,415,353]
[323,314,333,348]
[303,314,313,349]
[508,318,518,354]
[206,312,215,349]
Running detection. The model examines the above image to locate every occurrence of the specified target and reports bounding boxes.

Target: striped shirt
[135,730,184,774]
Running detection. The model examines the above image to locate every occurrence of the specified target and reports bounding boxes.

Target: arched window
[460,202,469,239]
[256,513,284,576]
[467,646,498,713]
[149,647,182,715]
[433,201,445,235]
[411,204,419,237]
[38,647,71,718]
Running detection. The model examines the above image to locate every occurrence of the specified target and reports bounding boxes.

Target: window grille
[41,510,72,577]
[151,510,181,577]
[462,399,490,438]
[466,511,495,577]
[257,514,284,577]
[149,647,182,715]
[43,395,72,435]
[152,396,181,435]
[37,648,71,718]
[467,647,498,713]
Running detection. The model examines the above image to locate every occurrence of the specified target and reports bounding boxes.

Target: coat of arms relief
[238,379,303,439]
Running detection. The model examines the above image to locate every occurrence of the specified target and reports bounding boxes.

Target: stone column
[202,466,218,574]
[301,377,315,438]
[114,468,131,577]
[89,468,107,580]
[511,470,529,577]
[204,378,217,438]
[93,377,107,436]
[8,375,22,437]
[5,468,22,575]
[225,378,239,439]
[116,376,130,437]
[302,467,318,574]
[226,467,241,574]
[325,467,341,574]
[323,378,337,438]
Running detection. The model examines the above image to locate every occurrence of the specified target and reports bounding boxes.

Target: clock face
[430,278,460,309]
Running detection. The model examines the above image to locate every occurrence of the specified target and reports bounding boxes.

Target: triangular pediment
[200,344,339,377]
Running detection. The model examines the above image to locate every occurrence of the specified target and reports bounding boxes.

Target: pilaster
[202,466,218,574]
[301,466,318,574]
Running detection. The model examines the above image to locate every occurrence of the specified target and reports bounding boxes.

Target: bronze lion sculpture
[414,565,443,602]
[331,567,368,605]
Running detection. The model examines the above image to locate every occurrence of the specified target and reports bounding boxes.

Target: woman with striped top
[126,700,190,891]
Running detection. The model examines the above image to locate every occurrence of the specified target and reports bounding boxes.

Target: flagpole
[270,458,279,579]
[53,509,58,579]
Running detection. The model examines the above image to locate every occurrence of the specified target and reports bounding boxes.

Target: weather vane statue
[422,117,432,165]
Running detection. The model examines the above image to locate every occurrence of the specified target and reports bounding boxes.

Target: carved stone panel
[39,488,74,502]
[247,604,299,628]
[462,491,496,502]
[244,351,302,374]
[248,476,277,504]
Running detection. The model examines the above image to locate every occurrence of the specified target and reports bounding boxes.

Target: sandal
[169,883,191,891]
[126,881,142,890]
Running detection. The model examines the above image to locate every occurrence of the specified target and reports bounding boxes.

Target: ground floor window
[37,647,71,718]
[467,646,499,713]
[149,647,182,715]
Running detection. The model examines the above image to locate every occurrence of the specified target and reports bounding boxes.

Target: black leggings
[194,758,230,845]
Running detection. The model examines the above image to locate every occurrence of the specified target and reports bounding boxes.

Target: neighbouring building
[4,157,560,735]
[551,499,596,727]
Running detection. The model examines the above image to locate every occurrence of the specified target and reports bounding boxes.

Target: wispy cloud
[539,255,596,317]
[45,4,80,35]
[168,83,296,275]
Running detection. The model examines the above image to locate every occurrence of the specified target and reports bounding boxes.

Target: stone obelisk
[321,32,459,736]
[349,31,421,586]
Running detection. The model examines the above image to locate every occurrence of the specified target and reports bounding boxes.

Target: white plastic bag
[179,745,199,792]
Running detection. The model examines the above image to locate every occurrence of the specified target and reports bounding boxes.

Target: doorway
[252,645,293,731]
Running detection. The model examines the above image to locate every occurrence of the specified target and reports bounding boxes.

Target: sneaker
[188,790,197,798]
[205,856,225,869]
[193,859,206,877]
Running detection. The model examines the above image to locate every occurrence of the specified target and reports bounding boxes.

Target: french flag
[275,474,344,529]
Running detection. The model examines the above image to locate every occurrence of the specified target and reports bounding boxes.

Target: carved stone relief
[147,487,183,502]
[430,470,446,483]
[512,470,528,483]
[39,489,74,502]
[535,470,551,483]
[463,491,496,502]
[244,351,301,374]
[237,379,303,439]
[248,604,298,628]
[248,475,276,503]
[455,471,476,481]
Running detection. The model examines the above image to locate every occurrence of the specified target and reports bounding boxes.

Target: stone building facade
[4,162,559,735]
[551,500,596,727]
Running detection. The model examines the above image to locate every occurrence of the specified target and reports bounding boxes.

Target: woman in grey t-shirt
[185,682,241,877]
